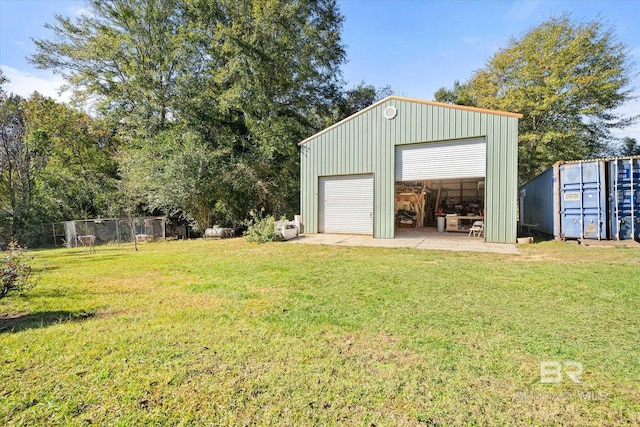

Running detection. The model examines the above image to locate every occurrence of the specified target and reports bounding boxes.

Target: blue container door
[559,161,606,239]
[609,158,640,240]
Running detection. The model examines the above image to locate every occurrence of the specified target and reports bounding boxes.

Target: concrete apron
[288,228,520,255]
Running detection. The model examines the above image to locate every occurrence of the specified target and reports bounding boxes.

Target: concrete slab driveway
[288,228,520,254]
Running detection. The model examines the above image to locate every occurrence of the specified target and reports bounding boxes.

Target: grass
[0,239,639,426]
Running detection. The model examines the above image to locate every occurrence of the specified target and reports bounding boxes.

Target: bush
[0,241,38,300]
[243,210,275,243]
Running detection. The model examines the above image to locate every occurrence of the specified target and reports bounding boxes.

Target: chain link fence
[41,217,167,248]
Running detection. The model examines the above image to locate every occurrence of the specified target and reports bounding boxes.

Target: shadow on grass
[0,309,96,333]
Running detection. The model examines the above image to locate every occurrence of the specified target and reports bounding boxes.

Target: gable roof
[299,95,523,146]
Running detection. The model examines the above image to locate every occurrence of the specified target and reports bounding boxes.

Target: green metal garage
[299,96,521,243]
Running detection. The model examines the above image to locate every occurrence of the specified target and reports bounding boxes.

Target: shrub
[243,210,275,243]
[0,241,38,300]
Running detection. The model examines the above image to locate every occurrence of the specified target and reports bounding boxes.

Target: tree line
[1,0,391,246]
[434,15,638,183]
[0,2,636,246]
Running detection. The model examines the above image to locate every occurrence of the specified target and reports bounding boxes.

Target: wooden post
[434,185,442,216]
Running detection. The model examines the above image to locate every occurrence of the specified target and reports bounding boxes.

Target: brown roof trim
[391,96,523,119]
[298,95,523,146]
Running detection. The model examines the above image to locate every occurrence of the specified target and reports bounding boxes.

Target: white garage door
[395,138,486,181]
[319,175,373,235]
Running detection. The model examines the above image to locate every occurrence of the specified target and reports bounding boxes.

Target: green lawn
[1,239,639,426]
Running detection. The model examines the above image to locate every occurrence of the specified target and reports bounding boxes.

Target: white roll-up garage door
[395,138,486,181]
[319,175,373,235]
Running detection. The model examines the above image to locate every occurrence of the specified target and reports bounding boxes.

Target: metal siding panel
[395,99,402,144]
[520,167,556,236]
[498,117,507,242]
[381,110,388,237]
[413,104,420,142]
[477,112,484,136]
[509,117,519,242]
[406,101,412,141]
[485,115,496,242]
[484,116,518,243]
[379,111,394,238]
[343,124,349,173]
[495,116,505,242]
[319,175,374,234]
[396,138,486,181]
[442,110,455,139]
[491,117,501,242]
[338,129,343,173]
[419,102,424,141]
[300,145,307,232]
[397,99,403,143]
[429,105,438,141]
[502,119,511,242]
[426,105,433,141]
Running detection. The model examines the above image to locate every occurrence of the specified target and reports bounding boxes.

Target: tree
[329,82,393,124]
[0,91,120,245]
[32,0,347,229]
[32,0,192,134]
[618,137,640,156]
[0,93,37,244]
[23,93,119,223]
[435,15,637,182]
[434,80,474,107]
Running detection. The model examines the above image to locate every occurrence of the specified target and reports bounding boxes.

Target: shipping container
[558,161,607,240]
[519,167,555,237]
[520,157,640,241]
[609,158,640,240]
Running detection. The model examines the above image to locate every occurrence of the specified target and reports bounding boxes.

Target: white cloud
[0,65,71,103]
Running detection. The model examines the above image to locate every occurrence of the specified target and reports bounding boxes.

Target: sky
[1,0,639,142]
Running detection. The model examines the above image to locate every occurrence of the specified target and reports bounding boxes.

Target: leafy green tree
[190,0,346,219]
[435,15,637,182]
[0,92,39,244]
[0,70,7,92]
[32,0,192,134]
[23,93,119,223]
[329,82,393,124]
[618,137,640,156]
[434,80,474,107]
[32,0,347,229]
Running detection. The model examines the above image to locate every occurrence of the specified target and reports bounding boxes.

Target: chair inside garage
[468,221,484,238]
